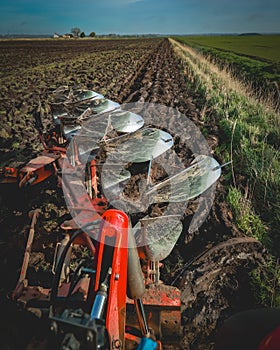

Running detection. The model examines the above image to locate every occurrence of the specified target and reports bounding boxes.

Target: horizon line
[1,31,280,38]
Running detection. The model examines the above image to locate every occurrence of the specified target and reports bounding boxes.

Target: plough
[3,87,222,349]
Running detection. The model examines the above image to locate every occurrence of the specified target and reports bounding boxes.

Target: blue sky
[0,0,279,35]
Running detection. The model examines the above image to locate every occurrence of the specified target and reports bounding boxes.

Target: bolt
[115,274,120,281]
[86,331,93,343]
[112,339,122,349]
[50,321,57,334]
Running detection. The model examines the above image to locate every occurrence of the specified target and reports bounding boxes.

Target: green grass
[250,258,280,308]
[175,35,280,62]
[227,186,269,246]
[174,35,280,105]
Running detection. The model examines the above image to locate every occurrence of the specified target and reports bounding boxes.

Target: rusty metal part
[16,285,50,307]
[15,277,91,310]
[126,283,181,344]
[134,298,150,337]
[52,233,72,282]
[57,276,91,299]
[12,209,41,300]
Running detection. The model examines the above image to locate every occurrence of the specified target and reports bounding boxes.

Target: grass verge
[170,37,280,306]
[174,35,280,111]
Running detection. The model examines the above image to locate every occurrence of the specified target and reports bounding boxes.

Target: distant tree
[89,32,96,38]
[80,32,86,38]
[71,27,81,37]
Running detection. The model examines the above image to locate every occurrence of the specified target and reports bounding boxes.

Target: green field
[175,35,280,62]
[174,35,280,101]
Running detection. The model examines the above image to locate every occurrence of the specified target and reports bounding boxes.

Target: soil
[0,38,271,349]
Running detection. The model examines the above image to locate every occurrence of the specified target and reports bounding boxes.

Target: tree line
[70,28,96,38]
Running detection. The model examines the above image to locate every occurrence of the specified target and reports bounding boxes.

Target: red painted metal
[18,153,61,188]
[0,125,67,188]
[93,209,129,349]
[0,167,18,184]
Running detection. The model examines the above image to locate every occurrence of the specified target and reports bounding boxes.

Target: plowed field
[0,38,270,349]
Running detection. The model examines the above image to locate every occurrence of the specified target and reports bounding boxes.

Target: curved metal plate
[85,99,120,116]
[52,98,119,125]
[109,110,144,133]
[63,108,144,144]
[146,155,221,203]
[133,216,182,261]
[102,167,131,197]
[52,87,103,105]
[101,128,173,163]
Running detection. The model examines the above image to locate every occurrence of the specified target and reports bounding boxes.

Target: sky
[0,0,279,35]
